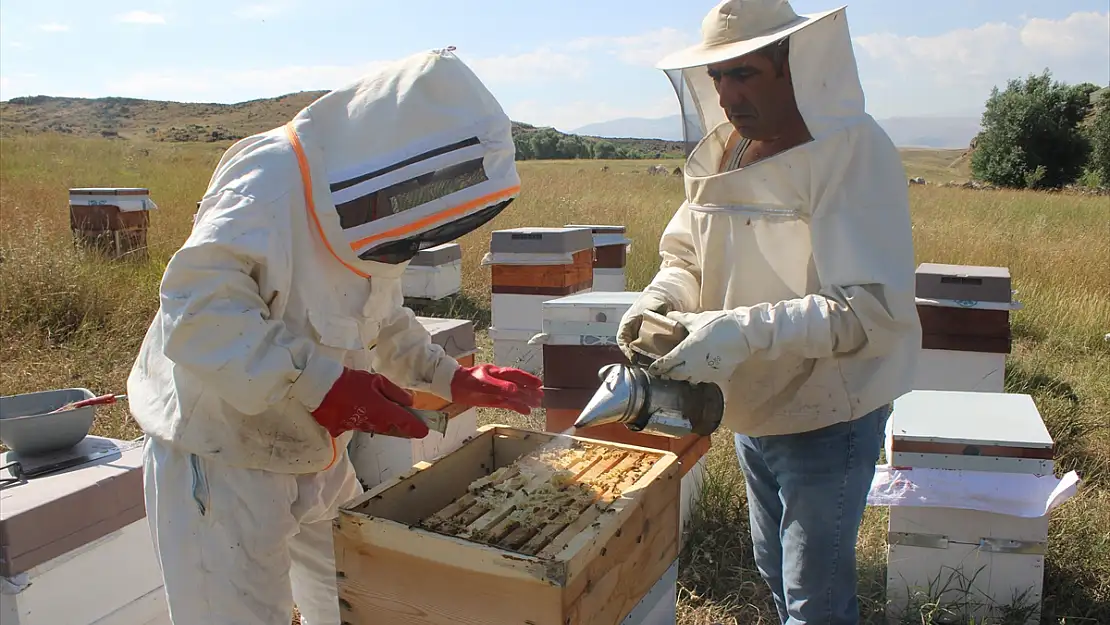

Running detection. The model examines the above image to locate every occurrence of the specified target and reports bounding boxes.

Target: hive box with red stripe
[484,227,595,375]
[913,263,1017,393]
[347,316,479,490]
[0,434,169,624]
[534,291,710,541]
[563,224,631,292]
[884,390,1056,624]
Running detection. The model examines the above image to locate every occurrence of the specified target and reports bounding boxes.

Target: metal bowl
[0,388,97,456]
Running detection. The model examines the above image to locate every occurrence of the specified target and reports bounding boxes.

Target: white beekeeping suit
[128,48,534,624]
[621,3,922,437]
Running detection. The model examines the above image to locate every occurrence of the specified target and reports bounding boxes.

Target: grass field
[1,134,1107,624]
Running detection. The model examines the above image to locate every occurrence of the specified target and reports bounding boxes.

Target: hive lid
[68,187,151,195]
[890,391,1053,450]
[915,263,1012,304]
[408,243,462,267]
[416,317,476,358]
[563,224,627,235]
[0,436,146,577]
[490,227,594,255]
[541,291,642,309]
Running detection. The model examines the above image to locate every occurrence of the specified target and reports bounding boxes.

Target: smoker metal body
[574,310,725,439]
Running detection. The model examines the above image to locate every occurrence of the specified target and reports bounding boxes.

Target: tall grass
[1,135,1107,624]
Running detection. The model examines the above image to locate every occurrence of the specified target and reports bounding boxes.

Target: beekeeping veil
[657,0,861,160]
[283,48,519,279]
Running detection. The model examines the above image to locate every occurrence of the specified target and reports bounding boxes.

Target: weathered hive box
[0,437,169,624]
[913,263,1015,393]
[885,390,1054,624]
[335,425,680,625]
[536,291,710,538]
[484,227,595,374]
[564,224,631,292]
[402,243,463,301]
[68,187,157,260]
[348,317,479,490]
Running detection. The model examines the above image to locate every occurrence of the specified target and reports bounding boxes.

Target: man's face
[707,49,796,141]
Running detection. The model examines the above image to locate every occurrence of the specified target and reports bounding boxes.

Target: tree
[971,70,1093,189]
[1085,96,1110,186]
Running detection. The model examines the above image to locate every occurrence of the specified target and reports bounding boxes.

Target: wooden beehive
[485,227,596,374]
[913,263,1015,393]
[885,391,1054,624]
[68,188,155,260]
[334,425,680,625]
[402,243,463,302]
[564,225,631,292]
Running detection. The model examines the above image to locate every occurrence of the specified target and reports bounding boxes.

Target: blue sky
[1,1,1107,132]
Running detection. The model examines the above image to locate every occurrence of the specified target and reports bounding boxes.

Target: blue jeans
[733,404,891,625]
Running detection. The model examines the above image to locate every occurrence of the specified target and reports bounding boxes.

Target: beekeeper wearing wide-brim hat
[129,48,543,624]
[616,1,921,623]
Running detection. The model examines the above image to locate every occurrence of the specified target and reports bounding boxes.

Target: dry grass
[1,134,1108,624]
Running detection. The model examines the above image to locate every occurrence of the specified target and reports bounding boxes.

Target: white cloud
[115,11,167,25]
[569,28,696,67]
[38,23,70,32]
[468,49,588,84]
[234,3,294,20]
[854,11,1110,96]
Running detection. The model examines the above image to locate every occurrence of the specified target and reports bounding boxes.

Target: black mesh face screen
[334,158,488,231]
[358,198,515,264]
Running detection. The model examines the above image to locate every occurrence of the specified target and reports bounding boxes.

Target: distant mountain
[573,114,983,149]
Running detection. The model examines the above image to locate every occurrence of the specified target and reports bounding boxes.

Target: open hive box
[334,424,681,625]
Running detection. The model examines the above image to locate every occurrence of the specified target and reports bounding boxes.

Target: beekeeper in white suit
[617,1,920,624]
[127,48,543,625]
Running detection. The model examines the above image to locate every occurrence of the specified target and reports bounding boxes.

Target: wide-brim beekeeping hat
[656,0,843,70]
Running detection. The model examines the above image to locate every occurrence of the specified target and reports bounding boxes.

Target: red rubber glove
[450,364,544,415]
[311,368,428,439]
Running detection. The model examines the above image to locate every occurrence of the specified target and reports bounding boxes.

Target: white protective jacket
[127,49,520,473]
[643,9,921,437]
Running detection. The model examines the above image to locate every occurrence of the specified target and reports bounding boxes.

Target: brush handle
[50,394,127,413]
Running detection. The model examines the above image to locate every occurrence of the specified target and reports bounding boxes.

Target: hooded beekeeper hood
[636,0,921,438]
[283,47,520,280]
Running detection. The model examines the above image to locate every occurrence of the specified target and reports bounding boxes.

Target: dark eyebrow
[707,64,759,80]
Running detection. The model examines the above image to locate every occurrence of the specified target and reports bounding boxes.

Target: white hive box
[565,224,632,292]
[620,559,678,625]
[913,264,1015,394]
[484,227,595,375]
[348,317,480,490]
[402,243,462,301]
[539,290,640,345]
[0,437,170,625]
[885,390,1054,624]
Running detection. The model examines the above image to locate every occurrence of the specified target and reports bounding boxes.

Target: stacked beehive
[884,390,1057,624]
[0,437,169,624]
[483,227,595,375]
[913,263,1016,393]
[536,291,711,542]
[335,424,682,625]
[347,316,479,490]
[68,187,157,260]
[563,224,631,292]
[401,243,463,302]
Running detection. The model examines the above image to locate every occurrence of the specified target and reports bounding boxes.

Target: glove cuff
[290,354,345,412]
[431,355,461,402]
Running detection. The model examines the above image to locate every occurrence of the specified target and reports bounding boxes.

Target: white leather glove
[647,294,856,385]
[616,291,673,363]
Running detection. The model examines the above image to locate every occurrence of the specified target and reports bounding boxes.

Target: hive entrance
[417,439,656,558]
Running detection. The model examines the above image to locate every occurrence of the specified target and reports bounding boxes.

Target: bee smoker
[572,310,725,439]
